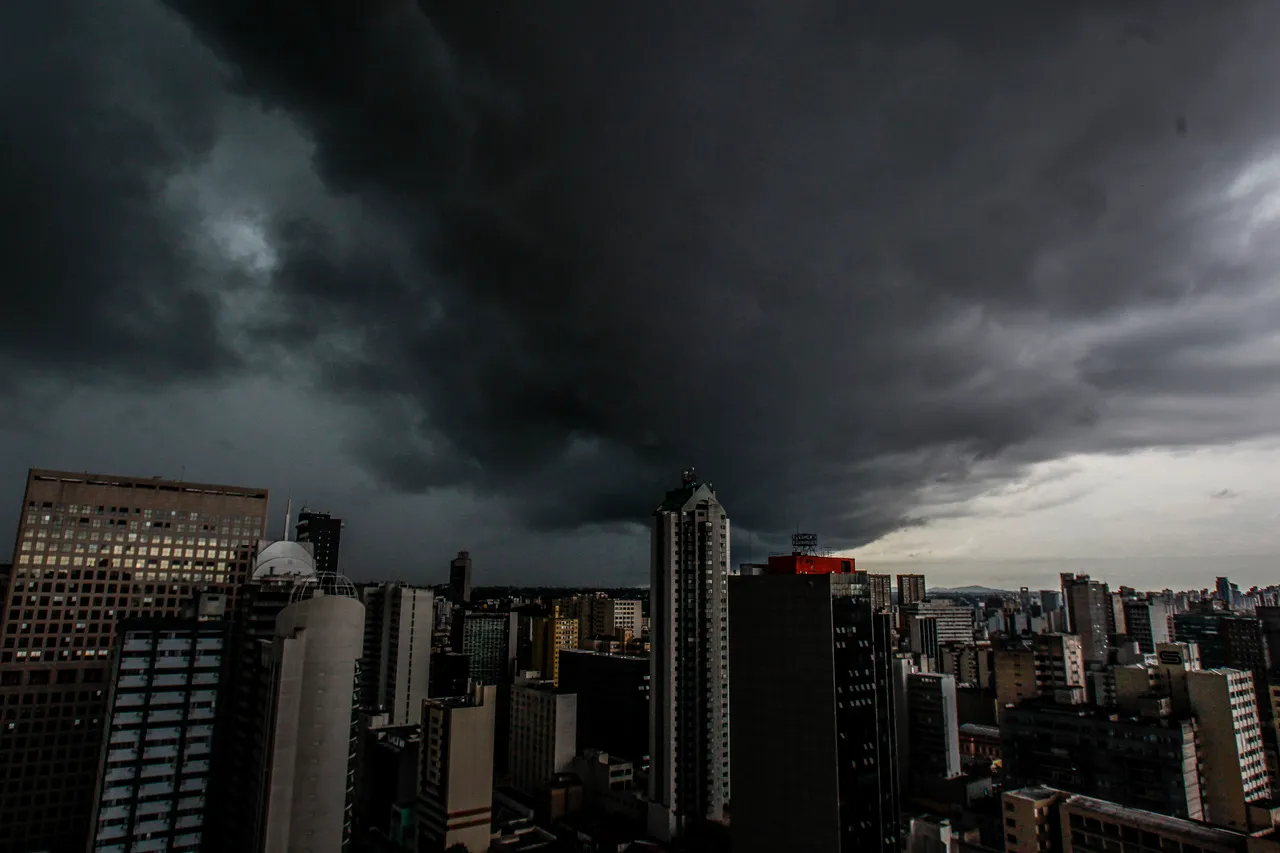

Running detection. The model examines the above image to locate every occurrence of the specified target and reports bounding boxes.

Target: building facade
[558,649,650,770]
[648,471,731,839]
[87,596,227,852]
[417,685,497,853]
[905,672,961,784]
[448,551,472,606]
[898,574,926,607]
[1186,668,1270,830]
[294,510,342,575]
[1002,698,1203,819]
[454,611,517,686]
[1062,574,1111,664]
[730,567,900,853]
[0,469,268,852]
[358,582,433,726]
[531,615,578,686]
[508,678,577,795]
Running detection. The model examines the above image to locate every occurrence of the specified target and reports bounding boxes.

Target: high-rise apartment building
[1186,669,1270,830]
[1123,599,1174,654]
[358,582,434,726]
[730,562,900,853]
[294,509,342,574]
[453,611,517,686]
[605,598,643,639]
[869,574,893,611]
[648,470,730,840]
[448,551,472,605]
[417,685,497,853]
[1062,574,1111,664]
[905,672,961,784]
[508,677,577,795]
[898,573,926,607]
[87,593,228,852]
[558,650,650,770]
[0,469,268,852]
[257,574,365,853]
[531,615,578,686]
[909,615,941,663]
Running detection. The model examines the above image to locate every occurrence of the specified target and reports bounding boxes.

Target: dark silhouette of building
[1002,697,1203,820]
[429,651,470,698]
[295,509,342,574]
[449,550,472,605]
[730,563,901,853]
[559,649,650,770]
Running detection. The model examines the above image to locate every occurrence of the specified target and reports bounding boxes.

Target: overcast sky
[5,1,1280,588]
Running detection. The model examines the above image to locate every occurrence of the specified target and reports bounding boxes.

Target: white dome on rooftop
[252,539,316,581]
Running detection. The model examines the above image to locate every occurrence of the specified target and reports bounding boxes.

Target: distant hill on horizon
[929,585,1012,595]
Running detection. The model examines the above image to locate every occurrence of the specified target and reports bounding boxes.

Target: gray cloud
[5,0,1280,573]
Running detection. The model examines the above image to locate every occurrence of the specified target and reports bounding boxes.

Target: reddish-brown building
[0,469,268,852]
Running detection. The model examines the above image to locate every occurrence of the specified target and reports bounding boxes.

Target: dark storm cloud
[8,0,1280,553]
[0,1,242,384]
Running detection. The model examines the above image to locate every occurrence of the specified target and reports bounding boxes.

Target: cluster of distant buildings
[2,466,1280,853]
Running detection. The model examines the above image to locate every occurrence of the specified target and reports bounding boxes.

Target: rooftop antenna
[282,495,293,542]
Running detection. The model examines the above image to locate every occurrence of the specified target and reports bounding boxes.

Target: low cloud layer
[6,1,1280,564]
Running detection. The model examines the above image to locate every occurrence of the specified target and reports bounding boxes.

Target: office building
[1040,590,1063,612]
[905,672,961,784]
[608,599,643,639]
[1123,599,1174,655]
[558,649,650,769]
[995,642,1040,716]
[1062,574,1111,664]
[648,470,731,839]
[1187,669,1270,830]
[0,468,268,852]
[868,573,892,611]
[940,641,994,688]
[898,573,926,606]
[900,600,975,644]
[1177,612,1228,667]
[453,611,517,685]
[417,685,497,853]
[730,562,900,853]
[531,615,578,686]
[448,551,472,606]
[87,594,227,852]
[1034,633,1087,696]
[294,509,342,574]
[358,582,434,726]
[1002,697,1203,819]
[428,651,469,699]
[508,677,577,795]
[258,573,366,853]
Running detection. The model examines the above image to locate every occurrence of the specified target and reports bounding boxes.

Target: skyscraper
[898,573,926,606]
[648,470,730,840]
[87,592,228,852]
[294,509,342,574]
[453,611,517,686]
[730,563,900,853]
[531,615,578,686]
[559,650,650,770]
[1187,669,1271,830]
[358,582,434,726]
[1061,573,1111,664]
[0,468,268,852]
[448,550,472,605]
[904,671,962,785]
[868,573,893,611]
[257,573,366,852]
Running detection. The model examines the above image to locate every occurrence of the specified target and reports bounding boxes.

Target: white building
[1187,668,1271,830]
[508,677,577,795]
[648,470,730,839]
[417,685,497,852]
[260,574,366,853]
[358,582,434,726]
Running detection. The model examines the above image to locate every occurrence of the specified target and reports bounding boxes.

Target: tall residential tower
[648,470,730,839]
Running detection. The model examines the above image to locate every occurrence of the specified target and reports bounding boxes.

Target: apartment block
[358,582,434,726]
[417,685,497,853]
[1187,669,1271,830]
[508,678,577,795]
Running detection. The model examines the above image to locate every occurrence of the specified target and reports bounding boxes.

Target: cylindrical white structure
[262,586,365,853]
